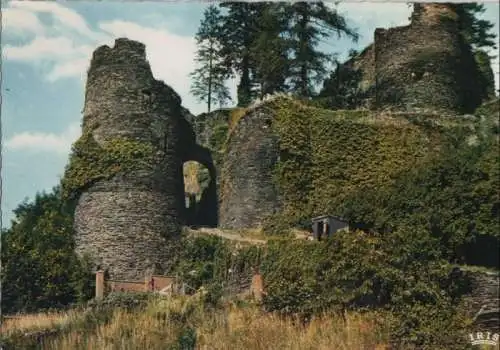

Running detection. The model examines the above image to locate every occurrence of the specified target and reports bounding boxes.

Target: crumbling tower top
[411,3,459,27]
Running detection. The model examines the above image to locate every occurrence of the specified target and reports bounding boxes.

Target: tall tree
[250,3,291,98]
[452,3,497,51]
[190,5,231,113]
[286,2,359,97]
[451,3,498,98]
[218,2,266,106]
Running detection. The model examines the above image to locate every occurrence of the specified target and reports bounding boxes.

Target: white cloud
[47,57,91,82]
[337,3,411,26]
[2,1,208,113]
[99,20,199,110]
[1,7,45,35]
[4,36,93,61]
[8,1,99,39]
[5,122,81,155]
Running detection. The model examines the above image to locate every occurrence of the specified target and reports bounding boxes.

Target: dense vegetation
[0,188,94,314]
[260,97,499,267]
[190,2,359,110]
[190,2,497,111]
[1,3,498,349]
[2,98,498,347]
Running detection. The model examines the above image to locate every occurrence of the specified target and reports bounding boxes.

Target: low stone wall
[460,267,499,332]
[95,270,178,299]
[108,280,145,293]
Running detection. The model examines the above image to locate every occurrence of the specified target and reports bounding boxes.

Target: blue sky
[1,1,499,228]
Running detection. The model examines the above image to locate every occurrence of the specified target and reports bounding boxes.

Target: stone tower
[374,2,483,113]
[328,3,486,113]
[220,105,282,229]
[72,38,186,280]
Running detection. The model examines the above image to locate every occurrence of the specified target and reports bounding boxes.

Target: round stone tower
[374,3,483,113]
[72,38,185,280]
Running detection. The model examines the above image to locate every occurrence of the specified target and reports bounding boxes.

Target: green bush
[259,229,474,348]
[259,97,498,265]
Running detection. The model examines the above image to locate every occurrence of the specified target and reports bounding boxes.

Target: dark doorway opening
[183,160,217,228]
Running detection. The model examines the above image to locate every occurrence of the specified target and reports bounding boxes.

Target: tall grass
[1,310,80,335]
[37,296,390,350]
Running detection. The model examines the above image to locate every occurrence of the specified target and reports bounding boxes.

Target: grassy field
[1,295,391,350]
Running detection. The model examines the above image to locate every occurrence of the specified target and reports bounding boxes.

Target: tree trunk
[298,5,309,97]
[238,55,251,107]
[208,43,213,113]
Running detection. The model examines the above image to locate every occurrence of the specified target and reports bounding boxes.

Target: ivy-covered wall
[221,96,485,234]
[220,105,282,229]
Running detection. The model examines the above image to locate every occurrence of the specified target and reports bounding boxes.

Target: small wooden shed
[311,215,349,240]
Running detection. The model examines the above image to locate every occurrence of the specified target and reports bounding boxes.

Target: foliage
[22,297,391,349]
[1,187,93,314]
[339,106,499,265]
[172,235,231,291]
[259,97,498,266]
[190,5,232,112]
[171,235,262,300]
[208,122,229,168]
[474,49,496,99]
[61,128,156,201]
[264,98,444,230]
[87,292,154,313]
[249,3,290,98]
[451,3,497,51]
[259,229,473,348]
[218,2,266,106]
[285,2,358,97]
[318,50,366,109]
[194,2,359,106]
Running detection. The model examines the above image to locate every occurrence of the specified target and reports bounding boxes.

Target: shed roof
[311,215,349,223]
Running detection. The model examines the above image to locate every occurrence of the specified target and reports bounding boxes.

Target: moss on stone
[61,128,157,200]
[228,108,248,135]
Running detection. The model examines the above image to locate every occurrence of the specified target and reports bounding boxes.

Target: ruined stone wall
[343,44,376,109]
[219,106,281,229]
[74,38,186,280]
[333,3,484,113]
[374,12,476,113]
[460,268,500,332]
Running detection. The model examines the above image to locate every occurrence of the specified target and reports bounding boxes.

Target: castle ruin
[70,38,216,280]
[330,3,486,113]
[68,4,494,278]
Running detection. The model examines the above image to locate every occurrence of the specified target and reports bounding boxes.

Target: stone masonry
[332,3,486,114]
[74,38,211,280]
[220,105,281,229]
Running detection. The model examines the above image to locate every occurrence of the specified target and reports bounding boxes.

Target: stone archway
[182,144,218,227]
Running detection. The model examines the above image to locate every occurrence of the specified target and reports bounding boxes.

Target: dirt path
[188,227,311,244]
[188,227,267,245]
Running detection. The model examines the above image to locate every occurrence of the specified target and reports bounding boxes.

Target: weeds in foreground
[17,296,390,349]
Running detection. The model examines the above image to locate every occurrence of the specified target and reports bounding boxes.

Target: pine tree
[452,3,497,51]
[286,2,358,97]
[250,3,290,98]
[190,5,231,113]
[218,2,266,107]
[451,4,497,98]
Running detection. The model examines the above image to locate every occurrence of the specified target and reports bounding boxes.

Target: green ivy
[262,97,472,232]
[61,128,157,200]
